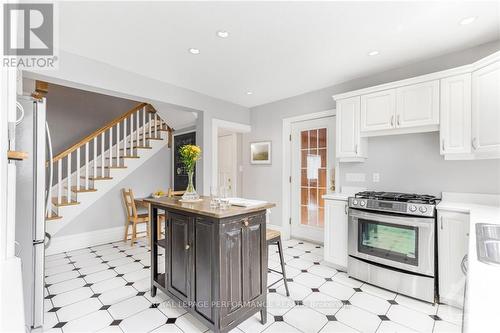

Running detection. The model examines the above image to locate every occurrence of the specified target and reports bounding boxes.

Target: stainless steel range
[347,191,439,303]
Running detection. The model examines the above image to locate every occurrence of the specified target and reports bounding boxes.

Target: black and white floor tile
[43,238,462,333]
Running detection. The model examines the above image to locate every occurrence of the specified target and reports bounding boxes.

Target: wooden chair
[266,229,290,296]
[122,188,153,246]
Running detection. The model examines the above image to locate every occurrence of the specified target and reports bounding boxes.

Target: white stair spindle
[116,123,120,166]
[67,153,72,203]
[85,142,89,190]
[57,159,62,204]
[101,132,105,177]
[142,107,146,146]
[109,126,113,167]
[154,114,158,138]
[76,148,81,191]
[148,112,152,138]
[124,117,128,156]
[129,115,133,156]
[93,138,97,177]
[135,110,139,148]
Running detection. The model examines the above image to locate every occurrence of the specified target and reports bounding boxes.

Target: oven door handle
[349,209,434,228]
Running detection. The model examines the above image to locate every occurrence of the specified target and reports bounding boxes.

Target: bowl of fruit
[152,190,165,198]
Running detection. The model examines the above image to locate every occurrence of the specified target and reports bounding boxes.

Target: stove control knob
[409,205,417,212]
[360,200,366,207]
[419,206,427,213]
[353,199,358,206]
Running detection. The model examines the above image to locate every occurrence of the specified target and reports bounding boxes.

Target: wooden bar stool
[266,229,290,296]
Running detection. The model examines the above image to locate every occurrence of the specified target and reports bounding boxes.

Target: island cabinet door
[193,217,216,322]
[219,213,266,328]
[167,212,192,303]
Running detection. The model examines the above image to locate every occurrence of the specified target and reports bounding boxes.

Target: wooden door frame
[281,109,339,241]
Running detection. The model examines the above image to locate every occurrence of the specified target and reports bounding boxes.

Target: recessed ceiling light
[246,91,253,95]
[217,30,229,38]
[459,16,476,25]
[188,48,200,55]
[368,50,379,56]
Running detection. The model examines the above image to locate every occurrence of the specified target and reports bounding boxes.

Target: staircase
[45,102,173,236]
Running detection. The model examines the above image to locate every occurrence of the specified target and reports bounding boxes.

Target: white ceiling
[59,1,500,108]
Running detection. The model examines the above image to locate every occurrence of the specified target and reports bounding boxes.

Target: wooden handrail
[52,102,148,163]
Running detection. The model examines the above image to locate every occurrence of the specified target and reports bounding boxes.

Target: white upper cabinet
[360,89,396,132]
[336,96,366,161]
[395,80,440,128]
[472,61,500,158]
[440,73,472,156]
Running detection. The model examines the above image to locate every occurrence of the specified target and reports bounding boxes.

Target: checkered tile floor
[43,238,462,333]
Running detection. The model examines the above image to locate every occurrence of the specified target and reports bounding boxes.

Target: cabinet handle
[344,204,348,215]
[185,244,190,250]
[442,139,445,152]
[355,144,358,155]
[440,216,443,230]
[397,115,401,126]
[472,137,478,150]
[461,254,468,275]
[390,115,394,127]
[243,219,249,227]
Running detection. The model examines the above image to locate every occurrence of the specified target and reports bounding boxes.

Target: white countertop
[437,195,500,333]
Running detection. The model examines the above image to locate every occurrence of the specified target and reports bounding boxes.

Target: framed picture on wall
[173,131,196,191]
[250,141,272,164]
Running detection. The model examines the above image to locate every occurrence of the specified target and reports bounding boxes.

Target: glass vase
[182,170,200,201]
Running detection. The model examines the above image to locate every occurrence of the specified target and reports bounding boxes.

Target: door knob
[185,244,190,250]
[243,219,249,227]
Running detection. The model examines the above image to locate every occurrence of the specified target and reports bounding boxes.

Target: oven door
[348,209,435,276]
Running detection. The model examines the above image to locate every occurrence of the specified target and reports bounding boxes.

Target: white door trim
[211,118,251,196]
[281,109,338,241]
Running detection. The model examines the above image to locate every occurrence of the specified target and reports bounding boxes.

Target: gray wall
[340,132,500,197]
[57,145,171,236]
[242,40,500,228]
[45,83,138,155]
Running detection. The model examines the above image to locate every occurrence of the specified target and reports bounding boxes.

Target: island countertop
[143,196,275,219]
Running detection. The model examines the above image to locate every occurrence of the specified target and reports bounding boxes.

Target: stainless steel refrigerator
[14,96,52,331]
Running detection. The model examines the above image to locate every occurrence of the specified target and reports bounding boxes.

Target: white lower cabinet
[438,210,470,308]
[324,198,348,270]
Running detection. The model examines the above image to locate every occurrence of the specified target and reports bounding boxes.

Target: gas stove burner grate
[354,191,438,204]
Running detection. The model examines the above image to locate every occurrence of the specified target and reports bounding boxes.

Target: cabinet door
[219,214,266,328]
[193,218,216,321]
[336,97,361,158]
[440,74,472,155]
[324,200,348,269]
[168,212,191,302]
[360,89,396,132]
[472,61,500,156]
[438,211,469,308]
[396,80,439,128]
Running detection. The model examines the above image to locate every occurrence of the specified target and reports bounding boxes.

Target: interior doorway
[217,130,238,197]
[211,119,251,197]
[287,114,336,243]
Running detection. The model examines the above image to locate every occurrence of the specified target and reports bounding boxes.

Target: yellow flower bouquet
[179,144,202,201]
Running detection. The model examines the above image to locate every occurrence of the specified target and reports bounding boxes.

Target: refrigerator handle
[45,121,53,217]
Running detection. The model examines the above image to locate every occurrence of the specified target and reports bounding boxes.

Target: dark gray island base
[145,196,275,333]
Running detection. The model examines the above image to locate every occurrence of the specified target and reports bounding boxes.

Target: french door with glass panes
[290,117,335,243]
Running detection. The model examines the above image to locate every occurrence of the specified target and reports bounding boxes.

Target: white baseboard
[46,226,138,255]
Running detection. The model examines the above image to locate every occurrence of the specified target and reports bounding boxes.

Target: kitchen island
[144,196,275,333]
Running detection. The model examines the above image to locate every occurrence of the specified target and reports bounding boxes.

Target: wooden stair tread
[46,214,62,221]
[103,166,127,169]
[119,146,152,150]
[106,155,139,159]
[86,176,113,180]
[52,197,80,207]
[71,186,97,193]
